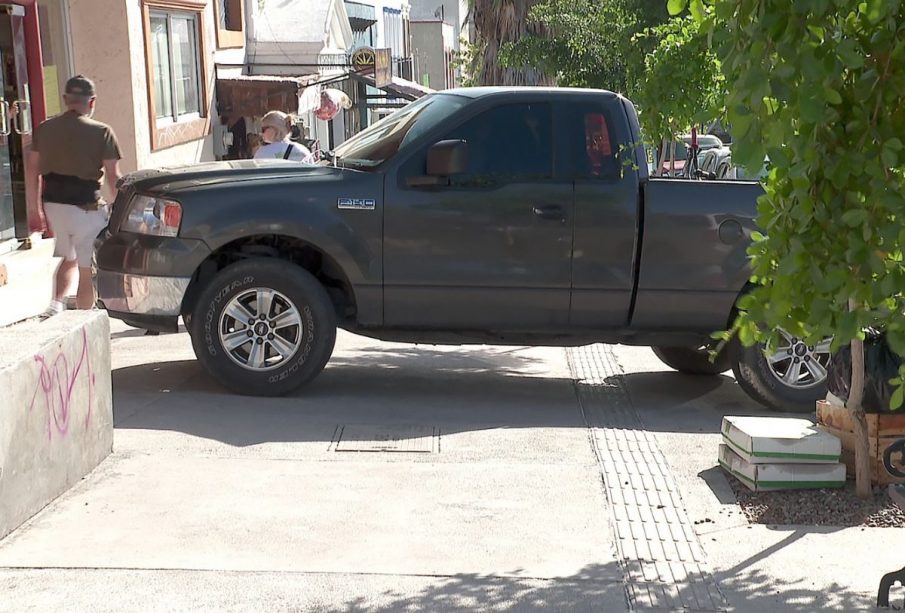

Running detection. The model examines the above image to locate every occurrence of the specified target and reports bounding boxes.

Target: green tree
[629,16,726,148]
[670,0,905,497]
[499,1,723,153]
[499,0,670,94]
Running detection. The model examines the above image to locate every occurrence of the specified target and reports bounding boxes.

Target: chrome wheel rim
[765,330,832,389]
[219,288,303,372]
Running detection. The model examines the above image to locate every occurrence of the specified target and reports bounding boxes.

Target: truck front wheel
[189,258,337,396]
[730,332,832,413]
[651,345,731,376]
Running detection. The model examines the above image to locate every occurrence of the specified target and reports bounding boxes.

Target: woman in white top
[254,111,315,164]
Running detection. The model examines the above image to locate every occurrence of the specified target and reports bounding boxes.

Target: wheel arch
[180,234,358,326]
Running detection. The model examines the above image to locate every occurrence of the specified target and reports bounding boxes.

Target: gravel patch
[725,475,905,527]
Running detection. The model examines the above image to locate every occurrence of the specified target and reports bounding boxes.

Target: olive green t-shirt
[33,110,121,181]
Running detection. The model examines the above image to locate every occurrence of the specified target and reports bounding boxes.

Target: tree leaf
[825,88,843,105]
[689,0,705,21]
[891,384,904,411]
[841,209,869,227]
[837,39,865,69]
[667,0,687,16]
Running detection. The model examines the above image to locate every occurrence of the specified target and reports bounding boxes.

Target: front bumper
[94,231,210,330]
[96,270,190,317]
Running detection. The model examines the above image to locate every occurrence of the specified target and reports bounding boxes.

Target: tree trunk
[468,0,555,86]
[847,299,871,498]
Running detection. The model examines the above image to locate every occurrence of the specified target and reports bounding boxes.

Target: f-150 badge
[338,198,376,210]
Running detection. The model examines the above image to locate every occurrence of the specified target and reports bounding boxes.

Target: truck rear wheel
[730,332,831,413]
[190,258,336,396]
[651,345,731,375]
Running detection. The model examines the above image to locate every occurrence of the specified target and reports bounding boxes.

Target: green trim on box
[718,460,845,490]
[722,432,839,461]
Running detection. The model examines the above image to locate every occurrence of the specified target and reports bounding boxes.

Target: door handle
[532,205,565,221]
[13,100,31,135]
[0,100,9,136]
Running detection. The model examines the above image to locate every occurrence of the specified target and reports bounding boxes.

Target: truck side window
[571,105,619,181]
[444,103,553,186]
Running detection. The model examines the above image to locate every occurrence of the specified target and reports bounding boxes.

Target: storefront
[216,48,432,161]
[0,0,47,248]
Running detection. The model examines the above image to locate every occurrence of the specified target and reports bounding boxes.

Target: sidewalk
[615,345,904,611]
[0,326,627,612]
[0,325,900,611]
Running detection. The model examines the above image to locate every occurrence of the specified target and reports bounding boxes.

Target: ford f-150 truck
[96,87,830,411]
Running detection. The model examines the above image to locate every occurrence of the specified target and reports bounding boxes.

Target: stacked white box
[719,416,846,492]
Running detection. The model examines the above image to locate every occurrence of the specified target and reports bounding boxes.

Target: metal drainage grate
[333,424,439,453]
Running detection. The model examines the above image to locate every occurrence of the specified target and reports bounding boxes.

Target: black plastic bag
[827,330,903,413]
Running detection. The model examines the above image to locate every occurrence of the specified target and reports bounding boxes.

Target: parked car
[96,88,827,411]
[699,146,732,179]
[655,134,723,177]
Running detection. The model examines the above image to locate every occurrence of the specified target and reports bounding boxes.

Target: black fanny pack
[42,172,102,207]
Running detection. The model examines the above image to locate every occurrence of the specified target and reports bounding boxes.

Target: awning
[350,73,435,101]
[345,1,377,31]
[216,74,321,116]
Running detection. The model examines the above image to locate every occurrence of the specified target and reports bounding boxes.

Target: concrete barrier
[0,311,112,540]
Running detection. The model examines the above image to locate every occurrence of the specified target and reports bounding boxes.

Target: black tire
[190,258,336,396]
[651,345,731,375]
[729,339,826,413]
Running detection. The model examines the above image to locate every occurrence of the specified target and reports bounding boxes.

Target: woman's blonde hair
[261,110,293,141]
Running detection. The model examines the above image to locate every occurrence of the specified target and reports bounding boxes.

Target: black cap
[65,75,96,97]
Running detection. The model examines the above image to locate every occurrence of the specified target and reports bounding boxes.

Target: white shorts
[44,201,109,268]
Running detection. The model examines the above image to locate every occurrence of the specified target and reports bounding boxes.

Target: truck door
[565,98,640,328]
[384,100,573,329]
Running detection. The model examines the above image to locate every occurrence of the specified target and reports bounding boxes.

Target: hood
[120,160,347,194]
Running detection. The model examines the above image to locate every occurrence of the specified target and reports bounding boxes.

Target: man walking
[29,75,122,317]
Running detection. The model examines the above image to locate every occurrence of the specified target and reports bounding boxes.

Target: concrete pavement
[616,346,904,611]
[0,323,627,611]
[1,322,902,611]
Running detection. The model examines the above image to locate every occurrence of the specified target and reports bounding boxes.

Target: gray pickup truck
[96,87,829,411]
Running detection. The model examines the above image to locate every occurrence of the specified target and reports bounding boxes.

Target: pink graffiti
[28,328,96,440]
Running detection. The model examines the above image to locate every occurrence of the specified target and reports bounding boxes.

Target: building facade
[63,0,247,175]
[410,19,454,90]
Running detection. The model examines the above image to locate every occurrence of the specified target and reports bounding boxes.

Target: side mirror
[406,139,468,187]
[427,139,468,176]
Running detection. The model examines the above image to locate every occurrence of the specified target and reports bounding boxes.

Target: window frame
[213,0,244,49]
[141,0,210,151]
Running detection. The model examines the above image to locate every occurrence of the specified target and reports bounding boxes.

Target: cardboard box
[816,400,905,485]
[718,444,846,492]
[721,415,841,464]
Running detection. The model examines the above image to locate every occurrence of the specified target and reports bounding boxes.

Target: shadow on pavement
[698,466,738,505]
[713,528,878,612]
[614,372,809,434]
[111,344,581,446]
[338,563,628,612]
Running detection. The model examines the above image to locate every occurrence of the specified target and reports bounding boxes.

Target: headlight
[121,195,182,237]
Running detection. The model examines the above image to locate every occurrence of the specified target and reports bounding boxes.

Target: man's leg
[73,208,108,310]
[42,203,77,317]
[75,266,95,309]
[54,258,78,302]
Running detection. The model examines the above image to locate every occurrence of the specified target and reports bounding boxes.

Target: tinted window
[333,93,468,169]
[441,103,553,186]
[568,103,620,180]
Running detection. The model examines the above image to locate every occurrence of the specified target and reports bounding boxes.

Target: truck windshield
[332,93,468,169]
